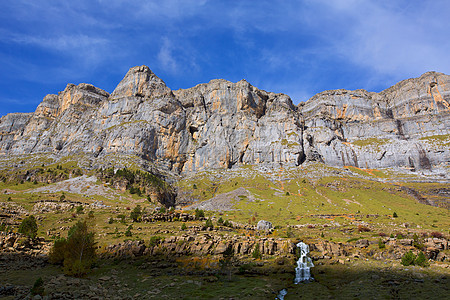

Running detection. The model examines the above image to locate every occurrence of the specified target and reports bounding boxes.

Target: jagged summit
[111,65,173,100]
[0,66,449,175]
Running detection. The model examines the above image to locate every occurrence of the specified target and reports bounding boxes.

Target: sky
[1,0,450,116]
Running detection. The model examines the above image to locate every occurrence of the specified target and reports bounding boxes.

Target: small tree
[220,244,235,280]
[415,251,429,267]
[378,238,385,249]
[125,225,132,237]
[401,250,416,266]
[393,212,398,218]
[181,223,187,230]
[252,244,262,259]
[195,208,205,220]
[205,218,214,229]
[130,205,142,222]
[217,217,224,225]
[18,215,38,238]
[76,205,84,214]
[49,220,97,277]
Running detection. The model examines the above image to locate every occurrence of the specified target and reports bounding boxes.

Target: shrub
[414,251,429,267]
[60,194,66,201]
[217,217,224,225]
[49,220,97,277]
[117,214,126,224]
[393,212,398,218]
[252,244,262,259]
[378,238,385,249]
[108,217,114,224]
[205,218,214,229]
[30,277,45,296]
[223,220,232,227]
[18,215,38,238]
[125,225,132,237]
[76,205,84,214]
[193,184,197,189]
[149,236,163,247]
[181,223,187,230]
[285,191,290,196]
[195,208,205,219]
[401,251,416,266]
[159,207,166,214]
[130,205,142,222]
[430,231,444,238]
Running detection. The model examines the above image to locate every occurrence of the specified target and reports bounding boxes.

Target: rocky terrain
[1,66,449,176]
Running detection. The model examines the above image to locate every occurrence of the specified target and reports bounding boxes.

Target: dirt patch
[25,175,121,200]
[185,188,251,211]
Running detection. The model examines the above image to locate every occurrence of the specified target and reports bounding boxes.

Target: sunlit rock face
[300,71,450,171]
[0,66,449,174]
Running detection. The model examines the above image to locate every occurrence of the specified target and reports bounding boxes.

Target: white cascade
[294,241,314,284]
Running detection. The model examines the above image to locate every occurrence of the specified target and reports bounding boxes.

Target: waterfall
[294,241,314,283]
[276,242,314,299]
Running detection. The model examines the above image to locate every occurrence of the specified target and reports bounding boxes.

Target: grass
[1,161,449,299]
[419,134,450,146]
[351,137,389,147]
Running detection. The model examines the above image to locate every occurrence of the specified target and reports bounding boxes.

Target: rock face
[1,66,449,174]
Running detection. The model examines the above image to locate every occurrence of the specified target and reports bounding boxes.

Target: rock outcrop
[0,66,449,174]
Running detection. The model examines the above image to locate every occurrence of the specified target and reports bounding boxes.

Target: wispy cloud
[157,37,178,73]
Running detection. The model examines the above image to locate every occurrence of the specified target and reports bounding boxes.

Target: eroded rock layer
[1,66,449,174]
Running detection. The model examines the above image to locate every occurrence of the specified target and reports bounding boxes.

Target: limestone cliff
[0,66,449,174]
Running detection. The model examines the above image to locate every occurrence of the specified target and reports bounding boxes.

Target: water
[294,242,314,283]
[276,289,287,300]
[276,242,314,299]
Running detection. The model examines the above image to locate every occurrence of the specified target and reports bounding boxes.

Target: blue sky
[1,0,450,116]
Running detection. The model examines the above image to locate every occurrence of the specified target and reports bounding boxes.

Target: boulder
[256,220,273,231]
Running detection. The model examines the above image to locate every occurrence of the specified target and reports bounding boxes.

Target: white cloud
[157,37,178,73]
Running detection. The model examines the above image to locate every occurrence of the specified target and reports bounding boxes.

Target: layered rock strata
[1,66,449,173]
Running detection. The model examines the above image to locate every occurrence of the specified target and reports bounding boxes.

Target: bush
[30,277,45,296]
[108,217,114,224]
[252,244,262,259]
[149,236,163,247]
[217,217,224,225]
[130,205,142,222]
[195,208,205,219]
[430,231,444,238]
[18,215,38,238]
[117,214,126,224]
[181,223,187,230]
[205,218,214,229]
[378,238,385,249]
[49,220,97,277]
[159,207,166,214]
[125,225,132,237]
[393,212,398,218]
[414,251,429,267]
[76,205,84,214]
[401,251,416,266]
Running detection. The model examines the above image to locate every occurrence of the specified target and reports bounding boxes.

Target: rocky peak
[0,67,448,174]
[110,65,173,100]
[58,83,109,115]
